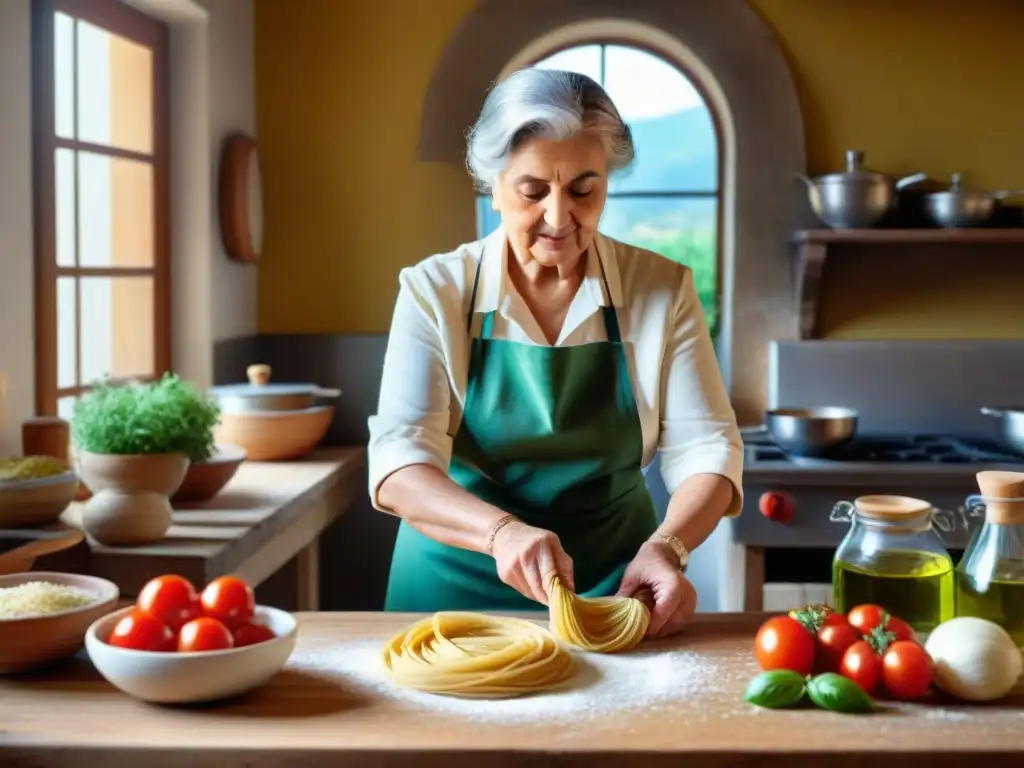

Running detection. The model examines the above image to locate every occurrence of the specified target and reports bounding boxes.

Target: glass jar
[831,494,956,635]
[956,470,1024,646]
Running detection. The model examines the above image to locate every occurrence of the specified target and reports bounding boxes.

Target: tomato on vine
[789,604,858,673]
[881,640,932,700]
[838,624,932,700]
[846,604,917,642]
[754,616,816,675]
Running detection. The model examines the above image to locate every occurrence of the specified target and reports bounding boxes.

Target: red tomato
[107,609,175,652]
[178,617,234,652]
[136,574,200,632]
[846,604,887,634]
[884,616,917,643]
[815,621,861,673]
[233,622,276,647]
[200,576,255,630]
[882,640,932,700]
[839,639,883,694]
[753,615,816,675]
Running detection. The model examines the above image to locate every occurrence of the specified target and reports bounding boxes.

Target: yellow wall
[253,0,1024,339]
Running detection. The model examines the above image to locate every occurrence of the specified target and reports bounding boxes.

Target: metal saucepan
[794,150,926,229]
[924,173,1024,228]
[754,406,860,458]
[980,407,1024,456]
[208,363,341,414]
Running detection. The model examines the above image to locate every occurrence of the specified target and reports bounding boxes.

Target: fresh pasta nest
[547,576,650,653]
[381,611,576,698]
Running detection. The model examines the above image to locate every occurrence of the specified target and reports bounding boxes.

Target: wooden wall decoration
[218,132,264,264]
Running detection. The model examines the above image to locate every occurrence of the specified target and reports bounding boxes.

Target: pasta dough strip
[547,576,650,653]
[382,611,576,698]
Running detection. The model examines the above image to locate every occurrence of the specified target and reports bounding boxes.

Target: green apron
[384,246,658,611]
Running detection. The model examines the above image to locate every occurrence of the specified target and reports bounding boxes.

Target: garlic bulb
[924,617,1023,702]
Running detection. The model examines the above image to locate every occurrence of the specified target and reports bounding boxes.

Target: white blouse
[367,227,744,516]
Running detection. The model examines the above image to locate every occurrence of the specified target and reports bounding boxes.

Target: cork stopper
[854,494,932,522]
[976,471,1024,525]
[246,364,271,386]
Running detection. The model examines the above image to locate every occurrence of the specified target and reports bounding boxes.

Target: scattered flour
[290,637,731,724]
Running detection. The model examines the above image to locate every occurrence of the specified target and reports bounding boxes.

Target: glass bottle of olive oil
[831,494,956,635]
[955,471,1024,646]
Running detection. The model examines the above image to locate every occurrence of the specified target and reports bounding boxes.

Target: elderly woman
[367,68,743,638]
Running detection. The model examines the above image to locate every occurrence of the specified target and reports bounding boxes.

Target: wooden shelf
[791,228,1024,339]
[793,228,1024,246]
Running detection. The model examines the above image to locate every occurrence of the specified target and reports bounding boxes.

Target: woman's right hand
[490,520,574,605]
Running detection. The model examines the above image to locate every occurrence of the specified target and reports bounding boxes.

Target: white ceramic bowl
[85,604,297,703]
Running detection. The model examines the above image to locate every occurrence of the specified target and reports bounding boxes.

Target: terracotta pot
[171,444,247,504]
[213,406,333,461]
[76,452,190,546]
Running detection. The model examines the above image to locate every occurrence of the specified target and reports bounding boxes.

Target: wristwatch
[650,532,690,572]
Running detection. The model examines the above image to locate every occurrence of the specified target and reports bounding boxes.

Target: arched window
[475,43,721,339]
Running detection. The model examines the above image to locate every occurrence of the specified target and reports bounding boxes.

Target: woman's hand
[616,540,698,638]
[491,521,574,605]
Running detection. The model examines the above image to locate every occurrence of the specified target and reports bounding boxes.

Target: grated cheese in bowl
[0,580,98,619]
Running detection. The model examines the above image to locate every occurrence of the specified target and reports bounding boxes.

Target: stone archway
[418,0,806,424]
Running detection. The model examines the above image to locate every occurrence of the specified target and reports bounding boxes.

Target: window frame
[30,0,172,417]
[476,38,725,336]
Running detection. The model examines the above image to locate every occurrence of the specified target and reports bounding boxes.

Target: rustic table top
[1,611,1021,767]
[55,446,366,595]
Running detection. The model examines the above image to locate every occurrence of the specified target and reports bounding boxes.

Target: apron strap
[466,252,484,333]
[593,242,622,344]
[466,239,622,343]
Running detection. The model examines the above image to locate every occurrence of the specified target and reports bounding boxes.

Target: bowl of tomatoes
[84,574,297,704]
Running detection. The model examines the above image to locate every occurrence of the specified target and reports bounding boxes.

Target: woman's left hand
[616,540,697,638]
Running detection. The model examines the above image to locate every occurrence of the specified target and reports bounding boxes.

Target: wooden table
[56,446,366,607]
[0,612,1021,767]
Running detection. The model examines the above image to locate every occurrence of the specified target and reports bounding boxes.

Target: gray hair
[466,68,635,192]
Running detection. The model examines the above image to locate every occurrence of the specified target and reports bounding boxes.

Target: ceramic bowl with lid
[208,365,338,462]
[208,364,341,414]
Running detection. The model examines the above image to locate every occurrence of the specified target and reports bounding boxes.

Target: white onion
[924,617,1023,702]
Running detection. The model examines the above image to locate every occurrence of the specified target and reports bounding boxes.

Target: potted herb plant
[72,374,220,545]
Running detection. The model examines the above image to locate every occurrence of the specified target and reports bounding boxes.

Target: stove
[737,430,1023,551]
[715,339,1024,614]
[746,433,1024,467]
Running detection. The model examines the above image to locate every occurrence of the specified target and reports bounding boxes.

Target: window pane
[475,195,501,240]
[57,277,77,389]
[54,12,75,139]
[532,44,602,82]
[80,276,154,383]
[599,197,719,334]
[78,152,154,268]
[57,396,77,423]
[603,46,717,193]
[55,148,76,267]
[76,20,153,154]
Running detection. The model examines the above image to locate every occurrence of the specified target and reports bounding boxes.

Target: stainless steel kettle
[795,150,926,229]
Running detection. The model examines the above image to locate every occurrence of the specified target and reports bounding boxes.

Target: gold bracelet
[649,531,690,569]
[487,514,520,553]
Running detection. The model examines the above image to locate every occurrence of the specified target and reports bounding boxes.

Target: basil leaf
[806,673,875,714]
[743,670,807,709]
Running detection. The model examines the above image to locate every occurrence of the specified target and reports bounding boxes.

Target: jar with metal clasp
[830,494,956,635]
[956,471,1024,646]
